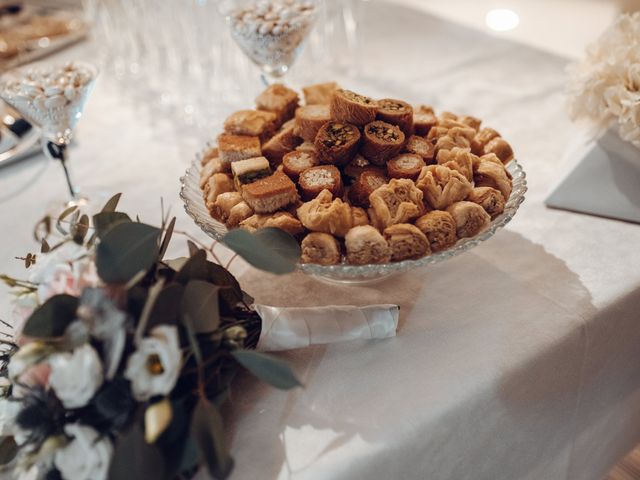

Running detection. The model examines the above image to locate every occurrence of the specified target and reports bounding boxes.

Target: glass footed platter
[181,152,527,284]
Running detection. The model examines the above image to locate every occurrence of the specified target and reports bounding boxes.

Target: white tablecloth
[1,3,640,480]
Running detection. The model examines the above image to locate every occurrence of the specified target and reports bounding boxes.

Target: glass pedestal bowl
[180,153,528,285]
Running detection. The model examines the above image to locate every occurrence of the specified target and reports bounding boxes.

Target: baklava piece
[227,201,254,228]
[296,141,316,154]
[303,82,338,105]
[416,165,473,210]
[426,126,449,143]
[296,189,353,237]
[474,157,512,200]
[255,83,299,127]
[376,99,414,137]
[298,165,343,200]
[330,89,378,126]
[218,134,262,166]
[223,110,277,143]
[200,160,217,189]
[471,127,501,155]
[240,211,305,236]
[368,178,424,229]
[351,207,370,227]
[261,119,300,165]
[484,137,514,164]
[387,154,426,181]
[345,226,391,265]
[282,150,319,181]
[204,173,235,210]
[200,147,219,166]
[413,105,437,136]
[404,135,435,163]
[231,157,271,190]
[446,201,491,238]
[314,121,361,166]
[294,104,331,142]
[436,147,475,182]
[348,168,388,208]
[241,172,299,214]
[468,187,506,219]
[300,233,341,265]
[384,224,431,261]
[458,115,482,131]
[361,121,405,166]
[210,191,243,224]
[415,211,458,252]
[434,134,471,154]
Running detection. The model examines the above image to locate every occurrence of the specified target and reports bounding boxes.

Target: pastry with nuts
[330,89,378,126]
[361,121,406,166]
[197,81,519,266]
[314,121,361,166]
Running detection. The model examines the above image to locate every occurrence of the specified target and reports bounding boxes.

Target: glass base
[310,272,397,286]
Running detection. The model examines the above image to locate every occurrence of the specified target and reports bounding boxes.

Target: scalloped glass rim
[180,152,527,281]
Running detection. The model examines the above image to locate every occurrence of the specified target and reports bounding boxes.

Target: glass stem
[45,141,77,200]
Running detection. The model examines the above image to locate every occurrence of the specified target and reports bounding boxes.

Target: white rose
[54,424,112,480]
[28,243,99,304]
[0,397,21,436]
[48,344,103,409]
[124,326,182,401]
[11,292,38,338]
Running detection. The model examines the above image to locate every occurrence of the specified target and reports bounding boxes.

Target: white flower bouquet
[566,12,640,148]
[0,194,398,480]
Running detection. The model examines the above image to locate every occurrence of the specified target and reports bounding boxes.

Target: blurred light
[486,8,520,32]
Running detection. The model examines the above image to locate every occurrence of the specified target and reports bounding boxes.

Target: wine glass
[221,0,319,85]
[0,61,98,205]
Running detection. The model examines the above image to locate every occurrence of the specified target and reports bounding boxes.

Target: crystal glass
[220,0,319,83]
[180,154,528,285]
[0,62,98,203]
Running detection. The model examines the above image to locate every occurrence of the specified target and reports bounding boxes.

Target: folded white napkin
[254,304,399,352]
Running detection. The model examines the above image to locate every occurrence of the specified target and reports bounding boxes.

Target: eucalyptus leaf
[0,436,18,465]
[93,212,132,238]
[183,315,202,365]
[181,280,220,333]
[55,205,77,236]
[158,217,176,261]
[101,193,122,213]
[147,283,184,331]
[108,424,166,480]
[175,250,207,284]
[73,214,89,244]
[23,294,79,338]
[96,222,161,284]
[222,227,300,275]
[191,400,234,480]
[40,239,51,254]
[187,240,199,257]
[232,350,302,390]
[164,257,190,272]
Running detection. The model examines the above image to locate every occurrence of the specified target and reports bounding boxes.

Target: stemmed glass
[0,62,98,205]
[220,0,319,85]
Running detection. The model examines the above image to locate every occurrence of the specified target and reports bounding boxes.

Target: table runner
[1,2,640,479]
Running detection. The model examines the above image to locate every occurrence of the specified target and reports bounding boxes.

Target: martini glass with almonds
[0,61,98,204]
[222,0,318,83]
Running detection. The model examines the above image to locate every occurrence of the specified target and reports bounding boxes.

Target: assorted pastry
[199,82,516,266]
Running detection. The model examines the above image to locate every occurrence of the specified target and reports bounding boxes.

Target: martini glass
[0,61,98,204]
[221,0,319,84]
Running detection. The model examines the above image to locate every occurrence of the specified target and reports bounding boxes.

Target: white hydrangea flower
[48,344,103,409]
[566,12,640,146]
[124,326,182,401]
[54,424,113,480]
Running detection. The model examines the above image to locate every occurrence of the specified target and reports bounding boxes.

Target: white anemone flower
[48,344,104,409]
[54,424,113,480]
[124,326,182,401]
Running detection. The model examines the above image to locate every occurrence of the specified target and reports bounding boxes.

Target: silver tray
[181,153,528,284]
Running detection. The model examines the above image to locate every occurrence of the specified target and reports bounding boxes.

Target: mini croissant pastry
[376,99,414,137]
[415,211,458,252]
[314,121,361,166]
[446,201,491,238]
[345,225,392,265]
[361,121,405,166]
[416,165,473,210]
[368,178,425,229]
[468,187,506,219]
[301,232,342,265]
[383,224,431,261]
[474,158,512,200]
[436,147,476,182]
[296,189,354,237]
[330,89,378,126]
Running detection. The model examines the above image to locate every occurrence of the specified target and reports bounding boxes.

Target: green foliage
[191,400,234,480]
[108,425,167,480]
[232,350,302,390]
[182,280,220,334]
[22,294,79,338]
[92,212,131,238]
